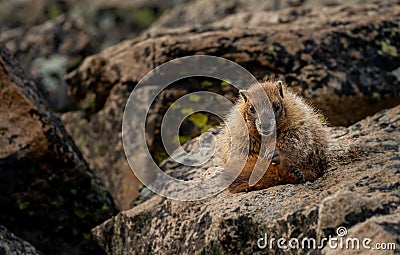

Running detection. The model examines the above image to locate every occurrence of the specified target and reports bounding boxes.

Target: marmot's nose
[256,119,275,136]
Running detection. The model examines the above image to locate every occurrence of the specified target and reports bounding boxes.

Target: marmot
[219,80,329,193]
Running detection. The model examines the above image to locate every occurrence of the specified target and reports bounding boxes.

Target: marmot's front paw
[271,148,280,165]
[289,168,305,183]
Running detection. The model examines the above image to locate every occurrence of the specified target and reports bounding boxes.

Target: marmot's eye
[249,105,256,114]
[275,102,281,112]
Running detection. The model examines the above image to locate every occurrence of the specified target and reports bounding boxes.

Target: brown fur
[219,80,329,193]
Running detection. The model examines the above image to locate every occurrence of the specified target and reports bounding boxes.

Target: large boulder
[0,0,178,33]
[66,2,400,125]
[0,15,96,110]
[149,0,395,31]
[0,0,174,111]
[0,45,118,254]
[61,84,141,210]
[0,225,41,255]
[92,104,400,254]
[62,2,400,209]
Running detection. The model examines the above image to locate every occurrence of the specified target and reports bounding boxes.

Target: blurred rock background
[0,0,188,111]
[0,0,399,254]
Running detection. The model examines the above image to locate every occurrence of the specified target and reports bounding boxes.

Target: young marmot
[219,80,329,193]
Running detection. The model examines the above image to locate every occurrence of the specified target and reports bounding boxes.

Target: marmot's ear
[277,81,284,98]
[239,90,248,102]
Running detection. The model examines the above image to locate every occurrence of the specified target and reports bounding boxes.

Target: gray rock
[323,212,400,254]
[63,2,400,211]
[0,45,118,254]
[91,104,400,254]
[66,2,400,125]
[0,225,41,255]
[149,0,394,31]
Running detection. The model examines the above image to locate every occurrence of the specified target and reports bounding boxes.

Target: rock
[0,225,42,255]
[61,84,141,210]
[66,2,400,126]
[322,211,400,254]
[0,1,173,111]
[0,14,96,111]
[63,2,400,208]
[0,45,118,254]
[149,0,394,31]
[0,0,179,33]
[62,76,236,209]
[92,104,400,254]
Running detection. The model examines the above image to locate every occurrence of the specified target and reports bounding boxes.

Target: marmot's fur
[219,80,329,193]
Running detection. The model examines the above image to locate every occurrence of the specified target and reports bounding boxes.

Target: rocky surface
[0,0,179,33]
[149,0,393,31]
[0,225,41,255]
[62,2,400,209]
[0,45,118,254]
[92,103,400,254]
[61,84,141,210]
[66,2,400,126]
[0,15,96,111]
[0,0,177,111]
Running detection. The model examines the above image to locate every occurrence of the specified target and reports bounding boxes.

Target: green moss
[189,94,201,102]
[372,92,381,101]
[181,108,194,115]
[381,40,398,57]
[173,135,191,146]
[268,45,275,52]
[100,203,109,212]
[17,198,29,210]
[2,242,10,251]
[47,5,63,19]
[220,81,231,86]
[131,8,156,27]
[201,80,214,87]
[188,113,208,128]
[318,115,326,122]
[82,232,92,240]
[154,152,168,163]
[201,124,214,133]
[169,102,181,110]
[74,201,91,219]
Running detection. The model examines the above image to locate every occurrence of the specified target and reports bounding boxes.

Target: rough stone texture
[61,77,235,209]
[0,0,180,33]
[63,2,400,209]
[0,0,174,111]
[92,104,400,254]
[149,0,393,32]
[61,84,141,210]
[0,15,96,110]
[0,45,118,254]
[0,225,42,255]
[323,212,400,254]
[66,2,400,125]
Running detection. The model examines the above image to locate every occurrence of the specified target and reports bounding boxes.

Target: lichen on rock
[92,104,400,254]
[0,45,118,255]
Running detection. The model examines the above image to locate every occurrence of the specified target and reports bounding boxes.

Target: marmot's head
[239,81,286,136]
